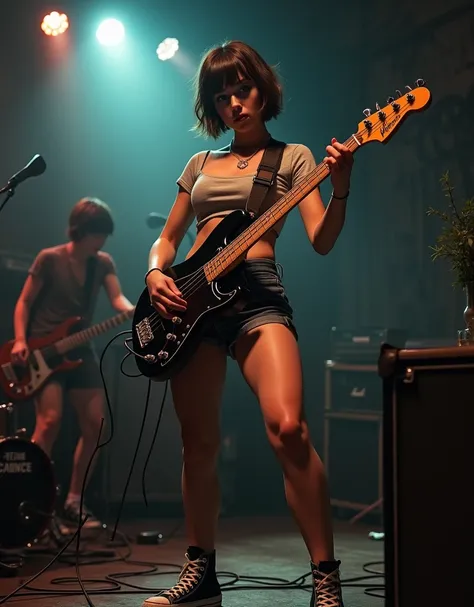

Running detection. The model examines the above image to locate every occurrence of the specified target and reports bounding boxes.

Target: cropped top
[176,143,318,237]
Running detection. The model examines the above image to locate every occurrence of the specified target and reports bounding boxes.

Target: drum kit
[0,399,56,554]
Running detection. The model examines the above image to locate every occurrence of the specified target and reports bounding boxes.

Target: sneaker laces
[164,554,206,600]
[313,568,342,607]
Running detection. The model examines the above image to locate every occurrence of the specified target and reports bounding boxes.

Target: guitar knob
[387,96,394,104]
[375,102,381,111]
[363,108,371,118]
[172,316,182,325]
[405,84,413,91]
[158,351,169,360]
[395,89,402,98]
[166,333,177,341]
[415,78,425,87]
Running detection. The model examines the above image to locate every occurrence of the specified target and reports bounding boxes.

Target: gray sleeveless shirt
[177,143,318,237]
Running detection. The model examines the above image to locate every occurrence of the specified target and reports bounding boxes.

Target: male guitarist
[10,197,134,529]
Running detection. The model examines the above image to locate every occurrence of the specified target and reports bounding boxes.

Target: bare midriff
[186,215,277,262]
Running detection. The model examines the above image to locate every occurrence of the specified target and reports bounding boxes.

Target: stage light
[41,11,69,36]
[96,19,125,46]
[156,38,179,61]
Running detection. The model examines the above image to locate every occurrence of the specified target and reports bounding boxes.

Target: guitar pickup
[1,362,18,384]
[136,317,154,348]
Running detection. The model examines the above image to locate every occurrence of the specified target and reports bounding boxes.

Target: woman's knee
[181,425,221,465]
[266,411,311,465]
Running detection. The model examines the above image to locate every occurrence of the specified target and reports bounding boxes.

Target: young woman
[144,41,353,607]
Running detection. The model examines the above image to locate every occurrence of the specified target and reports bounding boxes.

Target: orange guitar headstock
[354,79,431,145]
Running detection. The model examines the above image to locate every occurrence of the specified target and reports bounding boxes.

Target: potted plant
[427,171,474,344]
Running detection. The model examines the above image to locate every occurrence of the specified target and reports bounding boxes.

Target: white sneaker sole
[142,594,222,607]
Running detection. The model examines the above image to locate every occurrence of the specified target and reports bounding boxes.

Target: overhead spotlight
[41,11,69,36]
[156,38,179,61]
[96,19,125,46]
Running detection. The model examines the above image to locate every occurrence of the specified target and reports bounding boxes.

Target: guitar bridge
[136,317,154,348]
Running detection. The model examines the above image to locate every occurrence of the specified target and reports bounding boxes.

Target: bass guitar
[131,82,432,381]
[0,310,134,401]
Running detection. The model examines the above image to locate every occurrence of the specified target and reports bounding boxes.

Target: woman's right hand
[146,269,187,319]
[11,339,29,365]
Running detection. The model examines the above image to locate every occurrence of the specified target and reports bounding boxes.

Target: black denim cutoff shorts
[202,258,298,358]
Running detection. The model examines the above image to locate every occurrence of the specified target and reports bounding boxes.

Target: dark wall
[1,0,472,515]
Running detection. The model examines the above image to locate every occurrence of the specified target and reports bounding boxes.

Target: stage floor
[0,516,385,606]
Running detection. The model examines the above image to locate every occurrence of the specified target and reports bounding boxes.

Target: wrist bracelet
[331,190,350,200]
[145,267,163,284]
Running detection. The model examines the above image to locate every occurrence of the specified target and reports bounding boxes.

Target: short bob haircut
[68,197,114,242]
[193,40,283,139]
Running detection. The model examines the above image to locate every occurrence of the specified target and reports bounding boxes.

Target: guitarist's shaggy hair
[68,197,115,242]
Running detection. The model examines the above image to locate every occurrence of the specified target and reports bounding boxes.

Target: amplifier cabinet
[380,344,474,607]
[325,361,382,413]
[324,411,383,512]
[330,327,407,364]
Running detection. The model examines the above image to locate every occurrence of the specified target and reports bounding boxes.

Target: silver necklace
[229,139,268,169]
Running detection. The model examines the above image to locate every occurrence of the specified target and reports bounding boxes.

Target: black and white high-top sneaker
[143,547,222,606]
[310,560,344,607]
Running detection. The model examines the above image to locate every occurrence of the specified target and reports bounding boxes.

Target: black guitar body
[132,210,254,381]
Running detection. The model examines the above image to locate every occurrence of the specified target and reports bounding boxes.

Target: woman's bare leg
[171,342,227,552]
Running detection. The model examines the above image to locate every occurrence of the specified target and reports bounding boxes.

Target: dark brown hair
[68,197,114,242]
[193,40,282,139]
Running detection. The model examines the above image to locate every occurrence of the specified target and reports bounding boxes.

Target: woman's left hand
[324,137,354,198]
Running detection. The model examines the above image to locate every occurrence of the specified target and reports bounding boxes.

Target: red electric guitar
[0,310,134,401]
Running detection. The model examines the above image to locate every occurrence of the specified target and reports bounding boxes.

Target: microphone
[145,212,196,245]
[7,154,47,189]
[146,212,166,229]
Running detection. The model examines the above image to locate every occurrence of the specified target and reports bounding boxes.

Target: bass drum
[0,437,56,549]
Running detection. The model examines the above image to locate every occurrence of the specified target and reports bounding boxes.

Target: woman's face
[214,75,263,133]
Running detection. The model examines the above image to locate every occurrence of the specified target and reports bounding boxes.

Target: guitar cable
[0,331,386,604]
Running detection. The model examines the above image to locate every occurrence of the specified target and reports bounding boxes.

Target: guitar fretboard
[203,135,360,281]
[54,310,133,355]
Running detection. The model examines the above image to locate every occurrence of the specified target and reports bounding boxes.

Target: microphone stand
[0,185,16,216]
[0,154,47,216]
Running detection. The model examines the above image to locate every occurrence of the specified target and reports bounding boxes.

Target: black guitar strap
[246,138,286,217]
[83,256,98,323]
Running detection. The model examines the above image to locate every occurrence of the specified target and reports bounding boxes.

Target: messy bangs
[193,40,282,139]
[204,54,251,101]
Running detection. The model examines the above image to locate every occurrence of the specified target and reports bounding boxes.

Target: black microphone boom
[146,212,167,229]
[145,212,196,245]
[7,154,47,188]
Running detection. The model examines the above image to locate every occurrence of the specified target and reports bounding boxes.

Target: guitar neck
[204,135,360,281]
[55,310,133,355]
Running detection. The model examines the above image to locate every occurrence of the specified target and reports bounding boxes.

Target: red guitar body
[0,317,85,401]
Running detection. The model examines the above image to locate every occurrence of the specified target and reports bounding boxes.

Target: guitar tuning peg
[395,89,402,98]
[405,84,413,91]
[415,78,425,87]
[363,108,371,117]
[375,102,381,111]
[387,96,394,104]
